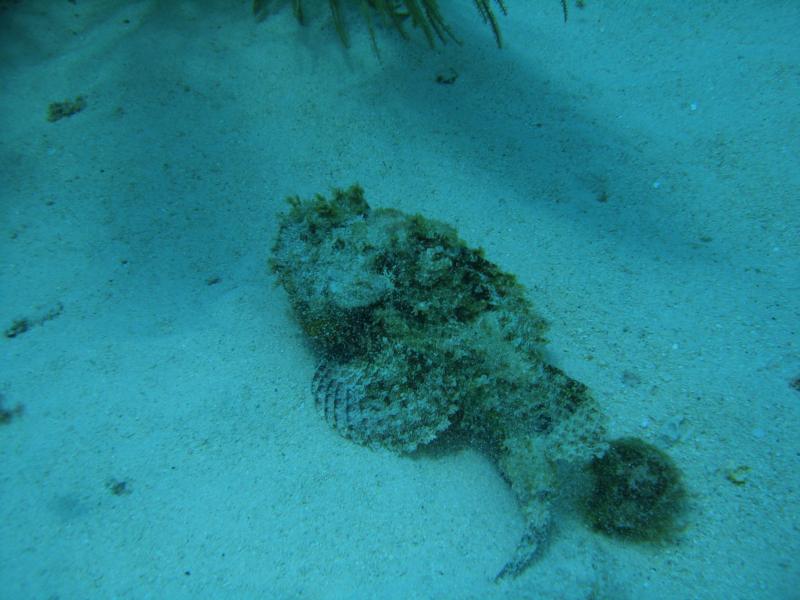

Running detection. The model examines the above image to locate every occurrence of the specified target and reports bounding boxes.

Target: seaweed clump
[46,96,86,122]
[584,437,687,542]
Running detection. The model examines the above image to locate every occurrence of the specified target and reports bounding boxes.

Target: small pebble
[659,415,687,445]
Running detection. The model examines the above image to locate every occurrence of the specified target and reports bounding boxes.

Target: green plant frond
[402,0,435,46]
[254,0,565,54]
[372,0,411,41]
[294,0,305,24]
[400,0,452,47]
[416,0,458,46]
[359,1,381,56]
[474,0,506,47]
[329,0,350,46]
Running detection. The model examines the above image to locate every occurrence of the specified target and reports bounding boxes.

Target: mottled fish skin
[495,521,551,581]
[312,352,460,454]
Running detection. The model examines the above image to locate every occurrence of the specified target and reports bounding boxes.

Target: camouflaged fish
[270,185,607,579]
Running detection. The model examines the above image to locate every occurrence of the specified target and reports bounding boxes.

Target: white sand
[1,1,798,598]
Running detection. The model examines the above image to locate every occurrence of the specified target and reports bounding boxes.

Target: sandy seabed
[1,1,798,599]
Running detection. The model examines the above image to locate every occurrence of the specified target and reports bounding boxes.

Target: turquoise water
[1,2,798,598]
